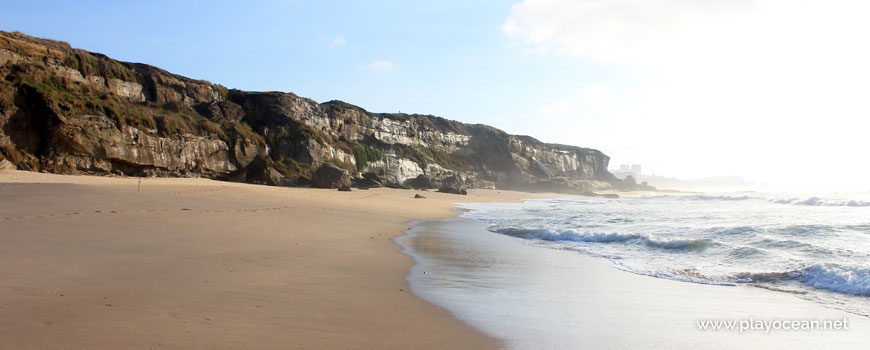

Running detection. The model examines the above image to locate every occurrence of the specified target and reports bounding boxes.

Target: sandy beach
[0,170,547,349]
[4,169,868,349]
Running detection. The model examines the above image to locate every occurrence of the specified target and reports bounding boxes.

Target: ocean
[401,191,870,348]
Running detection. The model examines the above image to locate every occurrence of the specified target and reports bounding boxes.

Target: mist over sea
[459,192,870,316]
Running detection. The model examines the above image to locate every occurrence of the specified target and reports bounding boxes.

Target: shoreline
[401,211,870,349]
[0,170,555,349]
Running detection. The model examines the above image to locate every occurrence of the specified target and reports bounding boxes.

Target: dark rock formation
[312,163,350,189]
[0,31,649,194]
[438,186,467,195]
[354,172,383,188]
[438,175,468,195]
[194,100,245,122]
[438,174,467,195]
[404,174,434,189]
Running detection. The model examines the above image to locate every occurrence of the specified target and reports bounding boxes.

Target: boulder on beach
[312,163,351,189]
[438,174,467,195]
[404,174,435,189]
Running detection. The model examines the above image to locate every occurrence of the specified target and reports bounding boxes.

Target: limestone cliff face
[0,31,623,193]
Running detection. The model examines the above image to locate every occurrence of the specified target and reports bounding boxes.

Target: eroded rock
[312,163,350,189]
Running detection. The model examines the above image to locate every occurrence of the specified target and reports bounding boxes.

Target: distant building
[610,163,642,180]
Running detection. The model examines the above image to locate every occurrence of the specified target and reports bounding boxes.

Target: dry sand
[0,170,549,349]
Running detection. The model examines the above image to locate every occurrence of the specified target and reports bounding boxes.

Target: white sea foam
[799,264,870,296]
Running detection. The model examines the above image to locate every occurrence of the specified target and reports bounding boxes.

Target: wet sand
[402,217,870,349]
[0,170,548,349]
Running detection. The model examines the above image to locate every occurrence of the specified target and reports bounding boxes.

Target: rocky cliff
[0,31,642,193]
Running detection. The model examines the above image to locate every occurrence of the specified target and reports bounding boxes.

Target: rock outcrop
[438,174,468,195]
[312,163,351,189]
[404,174,435,190]
[0,31,650,193]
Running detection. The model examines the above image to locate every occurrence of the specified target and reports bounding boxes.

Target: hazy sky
[3,0,868,190]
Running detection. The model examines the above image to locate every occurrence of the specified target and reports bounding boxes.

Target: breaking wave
[639,194,753,201]
[731,264,870,296]
[772,197,870,207]
[799,264,870,296]
[493,228,711,251]
[494,228,639,243]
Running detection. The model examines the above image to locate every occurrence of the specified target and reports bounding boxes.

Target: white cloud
[505,0,870,190]
[329,36,347,48]
[503,0,752,62]
[365,60,399,72]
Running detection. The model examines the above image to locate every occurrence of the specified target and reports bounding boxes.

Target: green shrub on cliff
[214,85,229,100]
[352,144,382,170]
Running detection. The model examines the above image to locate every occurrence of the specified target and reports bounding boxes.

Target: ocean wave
[494,228,640,243]
[730,264,870,296]
[712,226,757,235]
[714,224,848,237]
[694,194,752,201]
[732,271,802,283]
[616,264,870,297]
[726,246,767,259]
[462,194,870,317]
[799,264,870,296]
[772,197,870,207]
[642,236,712,250]
[494,227,711,251]
[639,194,753,201]
[843,224,870,233]
[770,224,837,236]
[750,238,836,257]
[752,238,817,250]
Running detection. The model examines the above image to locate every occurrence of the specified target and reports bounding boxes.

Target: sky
[3,0,869,191]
